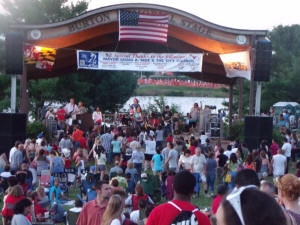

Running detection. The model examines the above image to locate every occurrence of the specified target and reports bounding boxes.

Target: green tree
[261,25,300,111]
[0,1,138,115]
[223,25,300,115]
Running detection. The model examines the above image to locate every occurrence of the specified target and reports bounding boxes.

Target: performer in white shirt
[64,98,78,126]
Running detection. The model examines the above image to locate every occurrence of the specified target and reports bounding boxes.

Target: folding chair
[40,170,51,187]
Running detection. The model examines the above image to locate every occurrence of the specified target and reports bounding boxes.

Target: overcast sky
[0,0,299,30]
[88,0,300,30]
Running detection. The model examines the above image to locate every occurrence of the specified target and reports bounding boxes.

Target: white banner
[77,51,203,72]
[220,51,251,80]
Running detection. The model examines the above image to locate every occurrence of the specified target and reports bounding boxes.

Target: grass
[134,85,227,97]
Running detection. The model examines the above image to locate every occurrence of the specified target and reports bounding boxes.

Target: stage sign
[77,51,203,72]
[220,51,251,80]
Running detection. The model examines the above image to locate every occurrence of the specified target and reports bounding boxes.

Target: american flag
[119,10,168,43]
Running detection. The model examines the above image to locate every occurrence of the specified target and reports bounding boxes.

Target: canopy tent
[11,3,268,121]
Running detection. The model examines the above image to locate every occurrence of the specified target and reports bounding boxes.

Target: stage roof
[13,3,268,84]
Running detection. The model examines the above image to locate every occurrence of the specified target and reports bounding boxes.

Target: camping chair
[40,170,51,187]
[64,168,76,186]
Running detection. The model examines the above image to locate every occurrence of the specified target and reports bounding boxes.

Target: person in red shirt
[2,185,25,225]
[211,184,228,215]
[77,180,112,225]
[167,134,173,143]
[72,127,84,142]
[146,171,211,225]
[72,126,84,150]
[269,139,279,156]
[27,191,48,222]
[56,106,66,129]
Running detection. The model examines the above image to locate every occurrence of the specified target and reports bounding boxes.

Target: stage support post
[10,75,17,113]
[20,66,29,115]
[229,83,233,130]
[238,78,243,119]
[255,82,262,115]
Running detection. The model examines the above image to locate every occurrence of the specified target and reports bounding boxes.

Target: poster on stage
[77,51,203,72]
[220,51,251,80]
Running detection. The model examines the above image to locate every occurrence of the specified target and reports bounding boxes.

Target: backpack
[168,201,199,225]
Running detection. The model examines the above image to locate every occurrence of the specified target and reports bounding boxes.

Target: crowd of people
[1,98,300,225]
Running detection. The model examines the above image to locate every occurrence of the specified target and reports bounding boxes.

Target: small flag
[119,10,168,43]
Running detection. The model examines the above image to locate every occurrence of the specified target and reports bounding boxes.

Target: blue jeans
[207,172,216,193]
[193,173,200,193]
[163,123,172,137]
[228,171,237,191]
[134,163,142,181]
[106,150,113,164]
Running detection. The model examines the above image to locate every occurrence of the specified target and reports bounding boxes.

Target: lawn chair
[40,170,51,187]
[64,168,76,185]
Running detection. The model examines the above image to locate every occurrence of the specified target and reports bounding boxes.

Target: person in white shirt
[92,107,103,124]
[178,150,193,171]
[224,145,233,158]
[144,136,156,171]
[1,165,12,178]
[281,137,292,173]
[129,136,139,152]
[64,98,78,126]
[9,141,21,164]
[64,98,79,115]
[191,147,208,197]
[272,149,287,178]
[199,131,207,145]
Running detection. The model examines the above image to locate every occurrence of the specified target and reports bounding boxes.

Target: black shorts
[291,149,299,162]
[189,120,197,128]
[145,153,154,161]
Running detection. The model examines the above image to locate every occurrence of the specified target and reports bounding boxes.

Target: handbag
[224,173,232,183]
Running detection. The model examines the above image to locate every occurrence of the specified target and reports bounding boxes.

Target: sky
[87,0,300,30]
[0,0,298,30]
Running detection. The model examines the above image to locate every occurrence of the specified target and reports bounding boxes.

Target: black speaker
[260,117,273,142]
[254,40,272,82]
[244,116,273,150]
[0,113,26,155]
[244,116,261,138]
[5,32,24,75]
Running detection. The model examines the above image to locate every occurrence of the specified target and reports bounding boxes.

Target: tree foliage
[55,71,138,112]
[223,25,300,115]
[0,1,138,115]
[261,25,300,111]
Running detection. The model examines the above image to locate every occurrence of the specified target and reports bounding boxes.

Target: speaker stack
[5,32,24,75]
[0,113,27,155]
[244,116,273,151]
[254,40,272,82]
[210,115,221,138]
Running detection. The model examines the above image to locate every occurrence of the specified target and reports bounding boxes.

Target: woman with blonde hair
[101,194,124,225]
[1,185,25,225]
[276,174,300,224]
